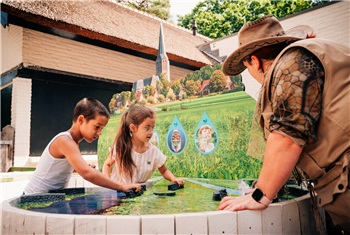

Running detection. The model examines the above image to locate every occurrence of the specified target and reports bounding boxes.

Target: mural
[194,112,218,154]
[166,116,187,155]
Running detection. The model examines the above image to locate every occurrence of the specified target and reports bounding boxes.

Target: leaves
[178,0,329,39]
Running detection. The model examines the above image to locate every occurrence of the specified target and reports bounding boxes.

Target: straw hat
[222,15,313,76]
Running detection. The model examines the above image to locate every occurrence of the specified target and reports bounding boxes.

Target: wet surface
[28,190,120,214]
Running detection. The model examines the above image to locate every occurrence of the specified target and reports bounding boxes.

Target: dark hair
[243,42,288,63]
[73,98,110,122]
[113,104,155,179]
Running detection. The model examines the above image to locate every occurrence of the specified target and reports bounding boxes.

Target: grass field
[97,91,263,180]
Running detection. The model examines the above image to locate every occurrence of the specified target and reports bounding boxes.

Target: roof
[133,75,159,90]
[1,0,214,68]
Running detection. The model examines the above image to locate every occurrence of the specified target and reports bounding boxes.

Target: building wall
[20,28,193,83]
[280,1,350,47]
[1,24,23,73]
[2,23,195,164]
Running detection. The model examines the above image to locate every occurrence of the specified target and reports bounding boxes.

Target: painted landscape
[98,91,262,180]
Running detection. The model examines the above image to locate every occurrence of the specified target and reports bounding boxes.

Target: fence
[1,125,15,172]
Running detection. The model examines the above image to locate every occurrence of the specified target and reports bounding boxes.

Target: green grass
[97,91,263,180]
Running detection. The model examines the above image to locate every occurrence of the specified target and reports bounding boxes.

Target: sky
[169,0,203,23]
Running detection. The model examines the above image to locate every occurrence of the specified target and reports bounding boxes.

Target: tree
[120,91,131,106]
[230,74,243,89]
[171,80,181,96]
[209,70,226,92]
[117,0,170,20]
[109,98,116,113]
[157,73,170,97]
[144,85,153,98]
[178,0,329,39]
[184,80,198,96]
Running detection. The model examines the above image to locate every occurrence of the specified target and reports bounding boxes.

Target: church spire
[156,23,170,81]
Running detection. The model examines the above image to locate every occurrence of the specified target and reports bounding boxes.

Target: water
[19,179,234,215]
[102,179,221,215]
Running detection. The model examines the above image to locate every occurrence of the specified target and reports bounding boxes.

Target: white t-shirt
[24,132,74,195]
[111,143,166,184]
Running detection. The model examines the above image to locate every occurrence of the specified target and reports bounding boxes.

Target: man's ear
[250,55,262,70]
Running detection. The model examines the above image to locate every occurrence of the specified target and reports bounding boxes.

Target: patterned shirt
[269,47,325,146]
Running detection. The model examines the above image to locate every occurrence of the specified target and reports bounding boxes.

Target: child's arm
[52,136,141,192]
[102,147,115,177]
[158,164,185,186]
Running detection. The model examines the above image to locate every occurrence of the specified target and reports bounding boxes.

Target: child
[24,98,141,195]
[197,125,215,153]
[102,104,184,186]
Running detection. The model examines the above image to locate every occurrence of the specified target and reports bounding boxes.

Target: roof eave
[2,4,208,69]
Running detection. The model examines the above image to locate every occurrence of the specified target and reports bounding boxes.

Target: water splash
[238,180,251,196]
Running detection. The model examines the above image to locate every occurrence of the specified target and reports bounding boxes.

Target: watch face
[252,188,264,202]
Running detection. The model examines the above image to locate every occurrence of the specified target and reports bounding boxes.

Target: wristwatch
[251,188,272,206]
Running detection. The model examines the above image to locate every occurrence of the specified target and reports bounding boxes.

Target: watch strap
[259,194,272,206]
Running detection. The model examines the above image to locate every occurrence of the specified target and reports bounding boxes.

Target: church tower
[156,23,170,81]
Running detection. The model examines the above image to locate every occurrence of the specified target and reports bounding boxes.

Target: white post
[11,77,32,166]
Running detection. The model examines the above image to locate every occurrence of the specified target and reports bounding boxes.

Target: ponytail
[113,110,135,179]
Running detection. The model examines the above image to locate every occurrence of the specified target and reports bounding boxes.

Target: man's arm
[218,132,302,211]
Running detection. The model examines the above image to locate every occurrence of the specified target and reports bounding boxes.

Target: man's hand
[218,193,267,211]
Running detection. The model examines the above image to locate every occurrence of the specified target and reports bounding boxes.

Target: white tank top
[24,132,74,195]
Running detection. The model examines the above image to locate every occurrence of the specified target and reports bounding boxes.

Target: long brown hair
[113,104,155,179]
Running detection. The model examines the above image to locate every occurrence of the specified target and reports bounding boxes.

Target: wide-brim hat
[223,15,314,76]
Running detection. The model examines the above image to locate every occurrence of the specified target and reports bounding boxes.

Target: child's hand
[123,183,141,192]
[173,179,185,186]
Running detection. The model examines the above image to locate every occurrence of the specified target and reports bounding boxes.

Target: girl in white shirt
[24,98,141,195]
[102,104,184,186]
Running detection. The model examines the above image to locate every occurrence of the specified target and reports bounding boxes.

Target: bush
[148,96,155,104]
[167,93,175,101]
[140,98,146,105]
[158,94,165,102]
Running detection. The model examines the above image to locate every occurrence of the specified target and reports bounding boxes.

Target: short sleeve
[269,47,325,145]
[150,144,167,169]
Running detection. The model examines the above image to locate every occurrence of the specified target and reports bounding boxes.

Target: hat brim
[222,25,314,76]
[223,36,302,76]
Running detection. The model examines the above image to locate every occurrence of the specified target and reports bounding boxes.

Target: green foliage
[98,92,262,180]
[209,70,227,92]
[156,74,170,97]
[230,74,243,89]
[120,91,131,106]
[108,98,116,113]
[184,80,198,96]
[178,0,329,39]
[171,80,180,95]
[184,64,222,84]
[144,85,153,97]
[148,96,155,104]
[158,94,165,102]
[140,98,147,105]
[120,0,170,20]
[167,92,175,101]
